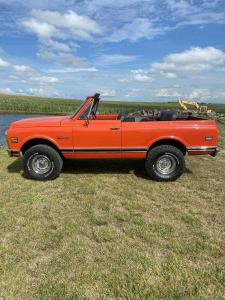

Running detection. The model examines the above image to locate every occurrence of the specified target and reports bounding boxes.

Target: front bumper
[7,149,21,157]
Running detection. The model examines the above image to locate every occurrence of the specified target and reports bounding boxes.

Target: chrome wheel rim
[155,154,178,175]
[31,155,52,175]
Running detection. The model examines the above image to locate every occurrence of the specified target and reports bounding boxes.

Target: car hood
[10,116,69,128]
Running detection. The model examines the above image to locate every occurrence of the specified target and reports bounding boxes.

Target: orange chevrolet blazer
[6,93,219,181]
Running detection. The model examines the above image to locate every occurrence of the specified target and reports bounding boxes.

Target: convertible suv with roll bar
[6,93,219,181]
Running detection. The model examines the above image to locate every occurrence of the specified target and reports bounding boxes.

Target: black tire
[145,145,185,182]
[23,144,63,181]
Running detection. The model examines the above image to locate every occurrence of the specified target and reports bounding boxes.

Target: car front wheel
[145,145,185,181]
[23,144,63,181]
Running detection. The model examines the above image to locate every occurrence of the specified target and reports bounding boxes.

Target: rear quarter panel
[122,120,218,158]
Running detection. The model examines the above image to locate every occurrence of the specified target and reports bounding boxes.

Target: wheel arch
[21,138,62,156]
[148,138,187,155]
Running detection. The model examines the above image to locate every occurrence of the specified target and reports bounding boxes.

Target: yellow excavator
[178,100,212,114]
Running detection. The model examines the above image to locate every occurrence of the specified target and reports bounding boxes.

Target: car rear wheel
[23,144,63,180]
[145,145,185,181]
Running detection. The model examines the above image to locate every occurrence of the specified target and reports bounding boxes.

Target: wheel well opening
[149,139,186,155]
[21,139,61,156]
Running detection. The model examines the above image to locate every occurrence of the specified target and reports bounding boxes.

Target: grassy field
[1,94,225,115]
[0,94,178,115]
[0,122,225,299]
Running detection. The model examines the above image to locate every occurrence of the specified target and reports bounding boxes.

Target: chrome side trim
[60,148,148,154]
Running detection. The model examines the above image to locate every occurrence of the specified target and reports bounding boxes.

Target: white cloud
[118,78,130,83]
[0,87,14,94]
[100,89,116,97]
[0,57,10,67]
[119,69,154,83]
[166,47,225,65]
[106,18,164,43]
[124,88,142,98]
[166,0,195,17]
[27,87,46,96]
[154,88,181,98]
[214,90,225,98]
[32,9,102,40]
[47,67,98,73]
[97,54,137,65]
[163,72,177,79]
[151,47,225,78]
[38,48,90,68]
[22,18,57,39]
[9,75,19,80]
[22,9,103,56]
[132,71,154,83]
[166,0,225,28]
[17,89,25,94]
[78,0,150,11]
[189,88,210,99]
[27,87,62,97]
[29,75,61,84]
[44,39,71,52]
[13,65,31,72]
[149,86,213,100]
[133,73,153,82]
[21,10,103,69]
[13,64,36,74]
[12,64,61,85]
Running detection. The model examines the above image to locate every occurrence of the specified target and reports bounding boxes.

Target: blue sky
[0,0,225,102]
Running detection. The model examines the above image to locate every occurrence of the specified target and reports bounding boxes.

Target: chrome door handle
[110,127,120,130]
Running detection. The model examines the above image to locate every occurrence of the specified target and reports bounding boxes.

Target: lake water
[0,114,39,146]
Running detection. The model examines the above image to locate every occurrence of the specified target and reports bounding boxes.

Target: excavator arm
[179,100,200,111]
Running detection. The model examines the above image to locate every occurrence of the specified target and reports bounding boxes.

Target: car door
[121,121,149,159]
[72,118,122,159]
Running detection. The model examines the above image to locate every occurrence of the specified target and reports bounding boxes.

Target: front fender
[20,134,60,151]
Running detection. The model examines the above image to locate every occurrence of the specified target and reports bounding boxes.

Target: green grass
[0,123,225,299]
[0,94,81,115]
[1,94,225,115]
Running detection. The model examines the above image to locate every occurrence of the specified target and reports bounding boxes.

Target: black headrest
[159,111,176,121]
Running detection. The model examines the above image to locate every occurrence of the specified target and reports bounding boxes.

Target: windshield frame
[70,94,100,120]
[79,101,94,120]
[70,98,89,119]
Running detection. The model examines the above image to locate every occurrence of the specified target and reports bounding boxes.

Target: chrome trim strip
[61,148,148,154]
